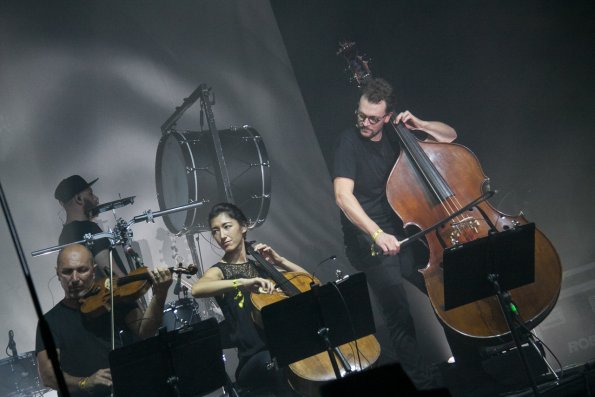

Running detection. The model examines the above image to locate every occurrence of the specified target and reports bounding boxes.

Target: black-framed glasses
[355,109,388,125]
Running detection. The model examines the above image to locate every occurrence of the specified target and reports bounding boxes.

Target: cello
[246,242,381,397]
[338,41,562,339]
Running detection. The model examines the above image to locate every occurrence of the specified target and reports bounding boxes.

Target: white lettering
[568,334,595,353]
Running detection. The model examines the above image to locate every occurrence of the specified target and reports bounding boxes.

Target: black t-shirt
[35,301,137,397]
[59,220,127,275]
[333,126,403,239]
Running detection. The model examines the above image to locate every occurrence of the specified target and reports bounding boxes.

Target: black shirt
[332,126,403,239]
[59,220,127,275]
[35,301,137,397]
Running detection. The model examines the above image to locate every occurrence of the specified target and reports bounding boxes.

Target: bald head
[56,244,96,301]
[57,244,93,270]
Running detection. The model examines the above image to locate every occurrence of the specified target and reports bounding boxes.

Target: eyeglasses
[355,110,388,125]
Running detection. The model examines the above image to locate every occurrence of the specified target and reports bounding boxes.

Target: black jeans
[345,232,437,390]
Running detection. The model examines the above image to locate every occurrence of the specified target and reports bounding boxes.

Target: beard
[359,124,383,140]
[83,197,98,219]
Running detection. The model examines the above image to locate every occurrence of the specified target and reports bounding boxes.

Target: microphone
[173,273,183,295]
[8,330,17,357]
[124,243,143,269]
[312,255,337,281]
[87,196,135,218]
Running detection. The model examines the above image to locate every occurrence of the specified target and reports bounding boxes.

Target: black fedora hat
[54,175,98,203]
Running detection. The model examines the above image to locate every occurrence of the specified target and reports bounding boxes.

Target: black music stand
[442,222,541,395]
[261,272,376,379]
[109,318,228,397]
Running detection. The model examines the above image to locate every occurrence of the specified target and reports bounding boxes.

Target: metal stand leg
[489,274,540,396]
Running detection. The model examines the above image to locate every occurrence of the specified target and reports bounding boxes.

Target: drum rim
[239,126,271,229]
[155,126,272,233]
[155,131,199,234]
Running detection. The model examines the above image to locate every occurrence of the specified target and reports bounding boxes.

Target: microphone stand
[31,200,208,258]
[0,181,71,397]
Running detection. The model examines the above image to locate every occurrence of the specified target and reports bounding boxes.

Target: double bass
[338,41,562,339]
[246,242,381,397]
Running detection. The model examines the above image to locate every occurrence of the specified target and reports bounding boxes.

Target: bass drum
[156,126,271,234]
[162,298,201,331]
[0,351,48,397]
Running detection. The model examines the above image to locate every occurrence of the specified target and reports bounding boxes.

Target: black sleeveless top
[213,260,268,363]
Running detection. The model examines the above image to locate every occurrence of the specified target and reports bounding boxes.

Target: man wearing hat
[54,175,126,277]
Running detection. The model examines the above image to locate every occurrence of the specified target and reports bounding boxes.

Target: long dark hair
[208,202,249,229]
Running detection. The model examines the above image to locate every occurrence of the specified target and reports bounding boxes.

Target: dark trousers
[345,233,437,390]
[236,350,298,396]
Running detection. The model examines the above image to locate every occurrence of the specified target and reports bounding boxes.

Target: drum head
[156,126,271,234]
[162,298,201,332]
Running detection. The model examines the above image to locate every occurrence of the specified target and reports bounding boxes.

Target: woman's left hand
[254,243,285,266]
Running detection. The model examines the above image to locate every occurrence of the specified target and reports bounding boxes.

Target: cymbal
[87,196,135,218]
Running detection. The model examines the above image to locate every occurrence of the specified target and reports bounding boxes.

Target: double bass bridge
[448,216,481,245]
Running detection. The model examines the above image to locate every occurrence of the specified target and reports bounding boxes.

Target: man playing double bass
[332,77,456,390]
[35,244,172,397]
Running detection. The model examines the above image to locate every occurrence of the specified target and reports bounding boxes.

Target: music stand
[109,318,227,397]
[442,222,541,395]
[261,272,375,378]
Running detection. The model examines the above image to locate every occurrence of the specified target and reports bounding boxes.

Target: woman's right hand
[239,277,276,294]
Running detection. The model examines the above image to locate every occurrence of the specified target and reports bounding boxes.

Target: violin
[79,264,197,317]
[246,242,380,397]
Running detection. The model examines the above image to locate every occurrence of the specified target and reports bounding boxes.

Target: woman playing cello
[191,202,306,396]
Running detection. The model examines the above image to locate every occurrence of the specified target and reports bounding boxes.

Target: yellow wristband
[79,377,89,391]
[371,228,384,241]
[232,280,244,309]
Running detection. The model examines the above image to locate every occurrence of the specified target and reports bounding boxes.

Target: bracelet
[371,228,383,241]
[79,377,89,392]
[370,228,384,257]
[232,280,244,309]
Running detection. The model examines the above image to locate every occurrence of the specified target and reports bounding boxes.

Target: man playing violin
[192,202,305,396]
[35,244,172,397]
[332,77,456,390]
